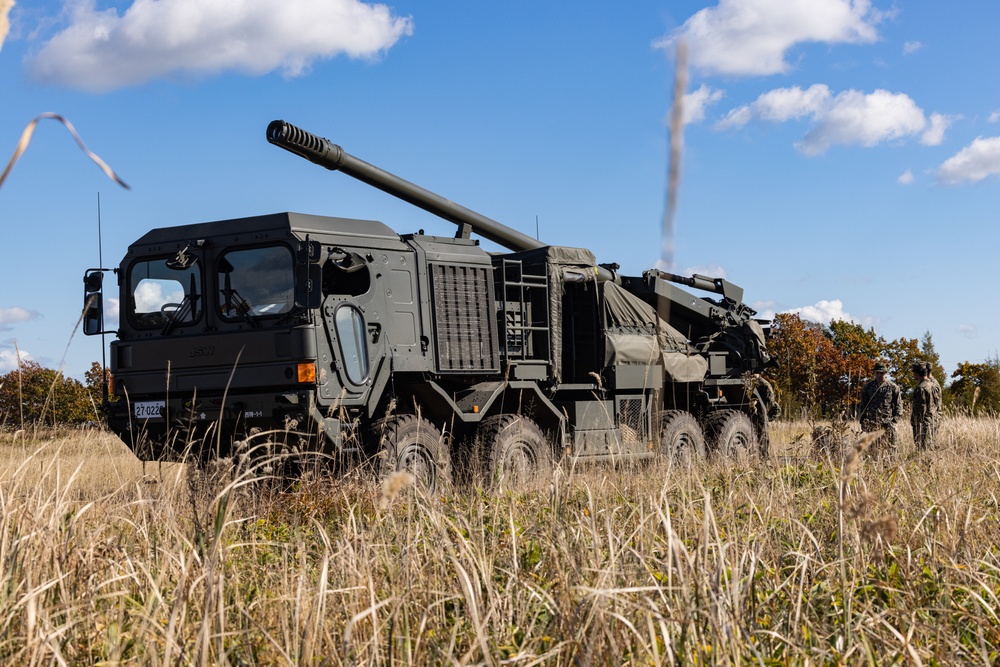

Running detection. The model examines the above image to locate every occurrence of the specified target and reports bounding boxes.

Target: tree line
[766,313,998,418]
[0,361,109,429]
[1,319,998,427]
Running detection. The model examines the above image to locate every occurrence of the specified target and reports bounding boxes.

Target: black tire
[705,410,760,459]
[478,414,550,489]
[658,410,707,465]
[372,415,451,491]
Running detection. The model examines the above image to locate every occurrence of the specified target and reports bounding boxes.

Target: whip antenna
[98,192,108,404]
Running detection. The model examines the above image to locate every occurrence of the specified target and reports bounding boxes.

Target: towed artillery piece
[83,121,775,486]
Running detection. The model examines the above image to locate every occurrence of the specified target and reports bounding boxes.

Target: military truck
[83,120,774,486]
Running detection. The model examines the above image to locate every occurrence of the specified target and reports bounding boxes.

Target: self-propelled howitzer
[82,120,774,486]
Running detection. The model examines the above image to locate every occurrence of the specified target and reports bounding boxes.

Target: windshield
[129,257,203,329]
[217,245,294,320]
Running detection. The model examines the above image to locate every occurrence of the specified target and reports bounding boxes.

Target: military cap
[873,361,888,373]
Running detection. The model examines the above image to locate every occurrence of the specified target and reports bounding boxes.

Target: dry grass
[0,418,999,665]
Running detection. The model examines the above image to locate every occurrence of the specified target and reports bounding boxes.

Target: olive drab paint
[83,121,776,473]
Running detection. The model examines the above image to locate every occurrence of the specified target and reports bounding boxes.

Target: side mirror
[83,268,107,336]
[83,294,104,336]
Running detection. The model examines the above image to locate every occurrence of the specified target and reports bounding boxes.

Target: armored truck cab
[83,120,775,486]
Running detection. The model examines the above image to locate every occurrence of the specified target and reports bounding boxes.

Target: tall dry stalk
[1,113,130,191]
[0,1,12,54]
[14,339,22,430]
[661,40,687,272]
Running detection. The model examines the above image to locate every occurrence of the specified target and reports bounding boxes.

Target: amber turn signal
[297,362,317,383]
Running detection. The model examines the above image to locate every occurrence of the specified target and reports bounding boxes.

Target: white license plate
[134,401,165,419]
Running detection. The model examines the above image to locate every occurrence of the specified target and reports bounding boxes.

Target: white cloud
[0,346,31,373]
[903,40,922,55]
[782,299,875,327]
[719,85,948,155]
[752,300,777,319]
[655,0,881,77]
[719,84,831,129]
[682,85,724,125]
[897,169,914,185]
[717,105,753,129]
[785,299,852,325]
[937,136,1000,184]
[0,307,40,332]
[958,324,978,339]
[920,113,954,146]
[27,0,413,92]
[799,89,928,155]
[990,111,1000,123]
[681,263,727,279]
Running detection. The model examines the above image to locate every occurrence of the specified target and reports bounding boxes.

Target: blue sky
[1,0,998,382]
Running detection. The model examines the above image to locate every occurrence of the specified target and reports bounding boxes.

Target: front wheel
[372,414,451,492]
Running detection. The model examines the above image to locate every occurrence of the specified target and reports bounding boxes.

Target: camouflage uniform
[911,372,942,451]
[757,376,780,420]
[748,374,779,458]
[925,363,943,402]
[859,376,903,457]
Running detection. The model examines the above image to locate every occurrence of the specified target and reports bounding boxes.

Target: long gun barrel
[267,120,545,253]
[647,269,744,303]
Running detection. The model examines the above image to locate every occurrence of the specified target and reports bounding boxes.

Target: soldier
[923,361,942,396]
[859,361,903,458]
[911,362,943,450]
[752,373,780,420]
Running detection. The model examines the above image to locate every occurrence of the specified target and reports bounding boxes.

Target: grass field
[1,418,998,666]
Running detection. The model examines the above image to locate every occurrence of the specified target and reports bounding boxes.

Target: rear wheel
[373,414,451,492]
[705,410,760,460]
[479,415,550,489]
[658,410,706,465]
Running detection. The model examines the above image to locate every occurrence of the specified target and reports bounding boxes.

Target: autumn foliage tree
[767,317,947,420]
[827,320,880,407]
[767,313,845,418]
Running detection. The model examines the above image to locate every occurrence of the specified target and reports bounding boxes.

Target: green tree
[828,320,883,359]
[83,361,116,414]
[949,357,1000,414]
[0,361,95,427]
[883,336,923,397]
